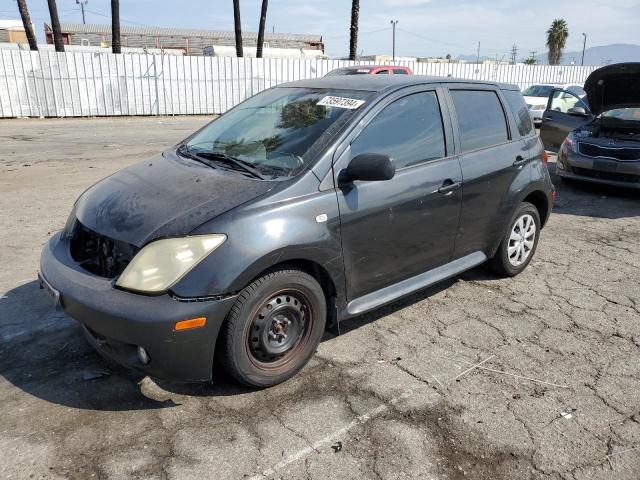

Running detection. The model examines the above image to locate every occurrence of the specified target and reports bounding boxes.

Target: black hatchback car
[39,76,554,387]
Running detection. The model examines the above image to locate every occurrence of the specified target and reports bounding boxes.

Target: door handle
[513,156,528,168]
[437,180,462,194]
[543,116,554,121]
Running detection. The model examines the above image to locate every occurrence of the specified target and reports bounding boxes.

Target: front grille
[571,166,640,184]
[69,221,138,278]
[578,142,640,161]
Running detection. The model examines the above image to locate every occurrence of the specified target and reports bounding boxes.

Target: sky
[1,0,639,60]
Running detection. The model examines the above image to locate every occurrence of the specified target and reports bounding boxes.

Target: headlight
[61,205,78,239]
[561,133,578,154]
[115,234,226,293]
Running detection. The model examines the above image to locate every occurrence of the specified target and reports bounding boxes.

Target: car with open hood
[540,63,640,189]
[39,75,553,387]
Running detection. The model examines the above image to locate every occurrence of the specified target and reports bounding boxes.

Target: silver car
[540,63,640,189]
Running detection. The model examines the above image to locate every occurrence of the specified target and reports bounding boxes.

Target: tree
[233,0,243,57]
[16,0,38,50]
[46,0,64,52]
[546,19,568,65]
[348,0,359,61]
[256,0,268,58]
[524,57,537,65]
[111,0,121,54]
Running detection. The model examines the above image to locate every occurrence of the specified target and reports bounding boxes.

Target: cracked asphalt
[1,117,639,479]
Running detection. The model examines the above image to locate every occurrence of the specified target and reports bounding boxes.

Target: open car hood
[584,63,640,116]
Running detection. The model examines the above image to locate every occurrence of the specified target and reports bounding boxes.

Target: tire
[220,266,326,388]
[489,202,541,277]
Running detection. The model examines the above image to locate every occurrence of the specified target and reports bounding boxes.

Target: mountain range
[458,43,640,66]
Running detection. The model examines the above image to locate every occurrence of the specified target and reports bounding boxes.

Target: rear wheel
[489,202,541,277]
[220,267,326,387]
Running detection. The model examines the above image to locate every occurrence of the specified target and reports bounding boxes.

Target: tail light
[541,150,549,165]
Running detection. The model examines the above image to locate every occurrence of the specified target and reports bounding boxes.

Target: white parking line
[248,390,413,480]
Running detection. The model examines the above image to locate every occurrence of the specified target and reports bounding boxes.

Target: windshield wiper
[178,145,264,179]
[196,151,265,179]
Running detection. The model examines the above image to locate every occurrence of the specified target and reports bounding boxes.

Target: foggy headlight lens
[115,234,226,293]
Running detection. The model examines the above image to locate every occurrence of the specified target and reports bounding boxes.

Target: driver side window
[350,91,446,170]
[549,90,589,114]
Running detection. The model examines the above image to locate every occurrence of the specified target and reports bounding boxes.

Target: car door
[540,89,592,151]
[445,86,526,259]
[334,87,462,300]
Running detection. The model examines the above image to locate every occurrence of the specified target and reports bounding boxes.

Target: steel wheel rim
[508,214,536,267]
[246,289,313,369]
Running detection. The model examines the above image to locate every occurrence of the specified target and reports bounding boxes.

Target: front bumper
[39,233,237,382]
[557,151,640,190]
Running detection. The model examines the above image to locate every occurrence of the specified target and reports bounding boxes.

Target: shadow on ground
[0,271,484,409]
[548,162,640,219]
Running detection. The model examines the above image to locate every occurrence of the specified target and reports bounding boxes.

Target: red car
[325,65,413,76]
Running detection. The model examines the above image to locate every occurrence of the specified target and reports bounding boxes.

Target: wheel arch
[522,189,551,227]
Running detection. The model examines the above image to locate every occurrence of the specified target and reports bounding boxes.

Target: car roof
[277,75,516,94]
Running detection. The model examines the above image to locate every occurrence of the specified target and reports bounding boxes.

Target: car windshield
[185,87,371,179]
[602,108,640,121]
[522,85,554,97]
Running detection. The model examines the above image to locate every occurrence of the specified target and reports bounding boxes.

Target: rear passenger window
[502,89,534,137]
[450,90,509,151]
[351,91,446,169]
[375,69,390,75]
[393,69,408,74]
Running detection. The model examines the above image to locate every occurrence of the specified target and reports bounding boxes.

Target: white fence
[0,50,598,118]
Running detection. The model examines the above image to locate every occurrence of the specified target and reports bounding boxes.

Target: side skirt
[341,251,487,319]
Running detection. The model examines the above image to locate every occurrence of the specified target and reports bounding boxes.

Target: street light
[390,20,398,61]
[76,0,88,24]
[581,33,587,66]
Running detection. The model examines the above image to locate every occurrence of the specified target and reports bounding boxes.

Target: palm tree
[16,0,38,50]
[111,0,121,53]
[233,0,243,57]
[348,0,359,61]
[546,19,569,65]
[46,0,65,52]
[256,0,268,58]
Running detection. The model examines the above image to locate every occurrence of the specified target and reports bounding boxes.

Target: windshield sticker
[317,96,366,109]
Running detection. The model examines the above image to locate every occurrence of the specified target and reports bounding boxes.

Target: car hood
[75,150,278,247]
[584,63,640,116]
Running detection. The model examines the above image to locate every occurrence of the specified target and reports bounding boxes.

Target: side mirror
[342,153,395,182]
[567,106,589,117]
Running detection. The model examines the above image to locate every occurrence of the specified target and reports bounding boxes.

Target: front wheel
[220,267,326,388]
[489,202,541,277]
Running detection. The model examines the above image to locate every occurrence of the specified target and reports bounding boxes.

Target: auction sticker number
[317,96,366,109]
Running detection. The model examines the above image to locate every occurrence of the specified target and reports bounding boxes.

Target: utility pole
[76,0,87,24]
[510,44,518,64]
[581,33,587,66]
[390,19,398,61]
[476,41,480,64]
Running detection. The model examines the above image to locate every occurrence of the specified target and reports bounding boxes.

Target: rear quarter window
[450,89,509,152]
[502,89,535,137]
